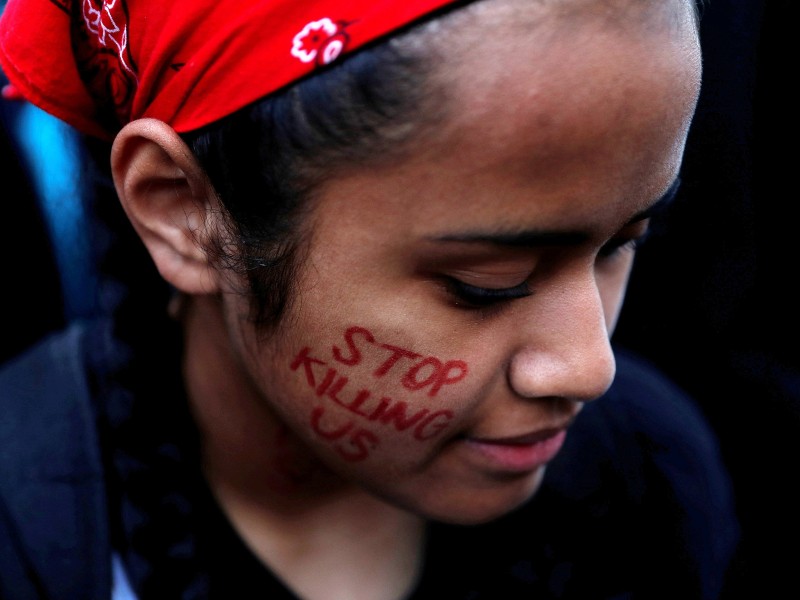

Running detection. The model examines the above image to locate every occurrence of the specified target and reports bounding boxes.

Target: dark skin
[111,0,701,597]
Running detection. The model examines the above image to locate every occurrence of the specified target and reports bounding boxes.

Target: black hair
[178,0,708,332]
[181,24,442,330]
[83,25,446,595]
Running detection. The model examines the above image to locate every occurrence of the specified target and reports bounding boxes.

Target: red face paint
[291,326,469,460]
[374,343,421,378]
[310,406,379,462]
[331,326,374,366]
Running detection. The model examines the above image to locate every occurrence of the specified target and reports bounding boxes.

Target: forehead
[435,0,700,180]
[313,0,700,235]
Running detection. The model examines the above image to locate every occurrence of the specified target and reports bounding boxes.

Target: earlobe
[111,118,221,295]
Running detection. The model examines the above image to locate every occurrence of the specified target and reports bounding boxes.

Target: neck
[180,294,426,600]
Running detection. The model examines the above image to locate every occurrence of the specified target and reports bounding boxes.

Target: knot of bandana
[0,0,459,139]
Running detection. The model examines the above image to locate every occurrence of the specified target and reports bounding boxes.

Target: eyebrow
[626,177,681,223]
[429,177,681,248]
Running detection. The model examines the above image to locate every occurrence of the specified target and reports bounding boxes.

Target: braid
[82,136,208,596]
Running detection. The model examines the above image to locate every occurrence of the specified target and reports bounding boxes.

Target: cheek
[284,325,474,464]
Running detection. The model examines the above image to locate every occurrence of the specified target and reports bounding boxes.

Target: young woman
[0,0,738,598]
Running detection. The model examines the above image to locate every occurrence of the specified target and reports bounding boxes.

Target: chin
[407,466,547,526]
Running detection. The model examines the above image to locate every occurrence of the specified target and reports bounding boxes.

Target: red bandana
[0,0,461,139]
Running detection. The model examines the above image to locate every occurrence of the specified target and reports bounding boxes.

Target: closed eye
[598,228,651,259]
[445,277,532,308]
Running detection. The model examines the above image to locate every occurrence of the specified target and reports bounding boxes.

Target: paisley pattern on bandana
[0,0,461,138]
[72,0,138,131]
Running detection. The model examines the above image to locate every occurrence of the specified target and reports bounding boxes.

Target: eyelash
[444,230,651,308]
[445,277,532,308]
[598,231,651,259]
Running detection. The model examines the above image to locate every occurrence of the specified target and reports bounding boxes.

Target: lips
[463,426,569,472]
[469,426,566,447]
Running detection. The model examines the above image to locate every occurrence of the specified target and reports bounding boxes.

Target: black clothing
[0,319,739,599]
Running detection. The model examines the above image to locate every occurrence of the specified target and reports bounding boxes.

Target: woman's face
[215,0,701,523]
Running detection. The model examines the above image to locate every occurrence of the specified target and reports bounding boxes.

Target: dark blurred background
[1,0,794,597]
[614,0,797,597]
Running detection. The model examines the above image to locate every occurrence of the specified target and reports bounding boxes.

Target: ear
[111,118,221,295]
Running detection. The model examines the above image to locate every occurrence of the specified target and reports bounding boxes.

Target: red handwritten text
[292,326,468,461]
[332,326,468,396]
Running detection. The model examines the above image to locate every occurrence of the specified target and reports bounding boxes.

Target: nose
[507,275,617,403]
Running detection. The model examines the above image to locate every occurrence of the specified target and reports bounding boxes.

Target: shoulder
[538,348,740,599]
[0,324,100,484]
[550,348,736,494]
[576,348,730,481]
[0,322,112,600]
[588,349,736,509]
[422,351,740,600]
